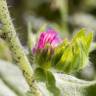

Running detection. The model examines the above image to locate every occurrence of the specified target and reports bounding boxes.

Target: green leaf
[0,60,96,96]
[55,46,73,73]
[34,68,61,96]
[54,73,96,96]
[72,29,85,40]
[46,71,61,96]
[52,29,93,73]
[0,60,29,96]
[86,32,93,50]
[52,39,69,66]
[34,68,46,82]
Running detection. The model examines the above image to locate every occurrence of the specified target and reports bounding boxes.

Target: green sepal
[52,39,69,66]
[35,45,53,69]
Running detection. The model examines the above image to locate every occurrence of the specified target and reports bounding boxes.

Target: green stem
[0,0,42,95]
[56,0,69,34]
[27,20,34,52]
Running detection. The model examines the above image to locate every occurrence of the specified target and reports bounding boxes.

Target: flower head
[33,28,61,53]
[33,28,92,72]
[38,28,61,48]
[33,28,61,69]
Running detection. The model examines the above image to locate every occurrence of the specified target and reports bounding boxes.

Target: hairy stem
[0,0,42,95]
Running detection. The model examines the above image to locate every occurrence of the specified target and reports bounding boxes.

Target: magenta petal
[33,28,61,53]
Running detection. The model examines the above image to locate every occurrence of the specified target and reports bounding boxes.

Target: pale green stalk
[56,0,69,34]
[27,21,34,52]
[0,0,42,95]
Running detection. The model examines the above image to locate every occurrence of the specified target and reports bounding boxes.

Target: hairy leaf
[0,60,96,96]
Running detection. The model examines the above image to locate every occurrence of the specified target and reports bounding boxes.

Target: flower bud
[33,28,61,69]
[52,29,93,73]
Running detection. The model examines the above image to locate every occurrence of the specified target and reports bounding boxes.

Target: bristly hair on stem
[0,0,42,95]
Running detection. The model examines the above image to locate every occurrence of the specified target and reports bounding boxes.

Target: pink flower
[33,28,61,53]
[37,28,61,49]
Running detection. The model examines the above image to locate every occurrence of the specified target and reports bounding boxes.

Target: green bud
[52,29,93,73]
[34,45,53,69]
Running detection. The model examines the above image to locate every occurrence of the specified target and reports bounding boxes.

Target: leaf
[52,39,69,66]
[46,71,61,96]
[34,68,61,96]
[54,73,96,96]
[72,29,86,41]
[34,68,46,82]
[52,29,93,73]
[0,60,29,96]
[0,60,96,96]
[86,32,93,50]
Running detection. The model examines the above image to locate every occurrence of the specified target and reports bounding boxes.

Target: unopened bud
[52,29,93,73]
